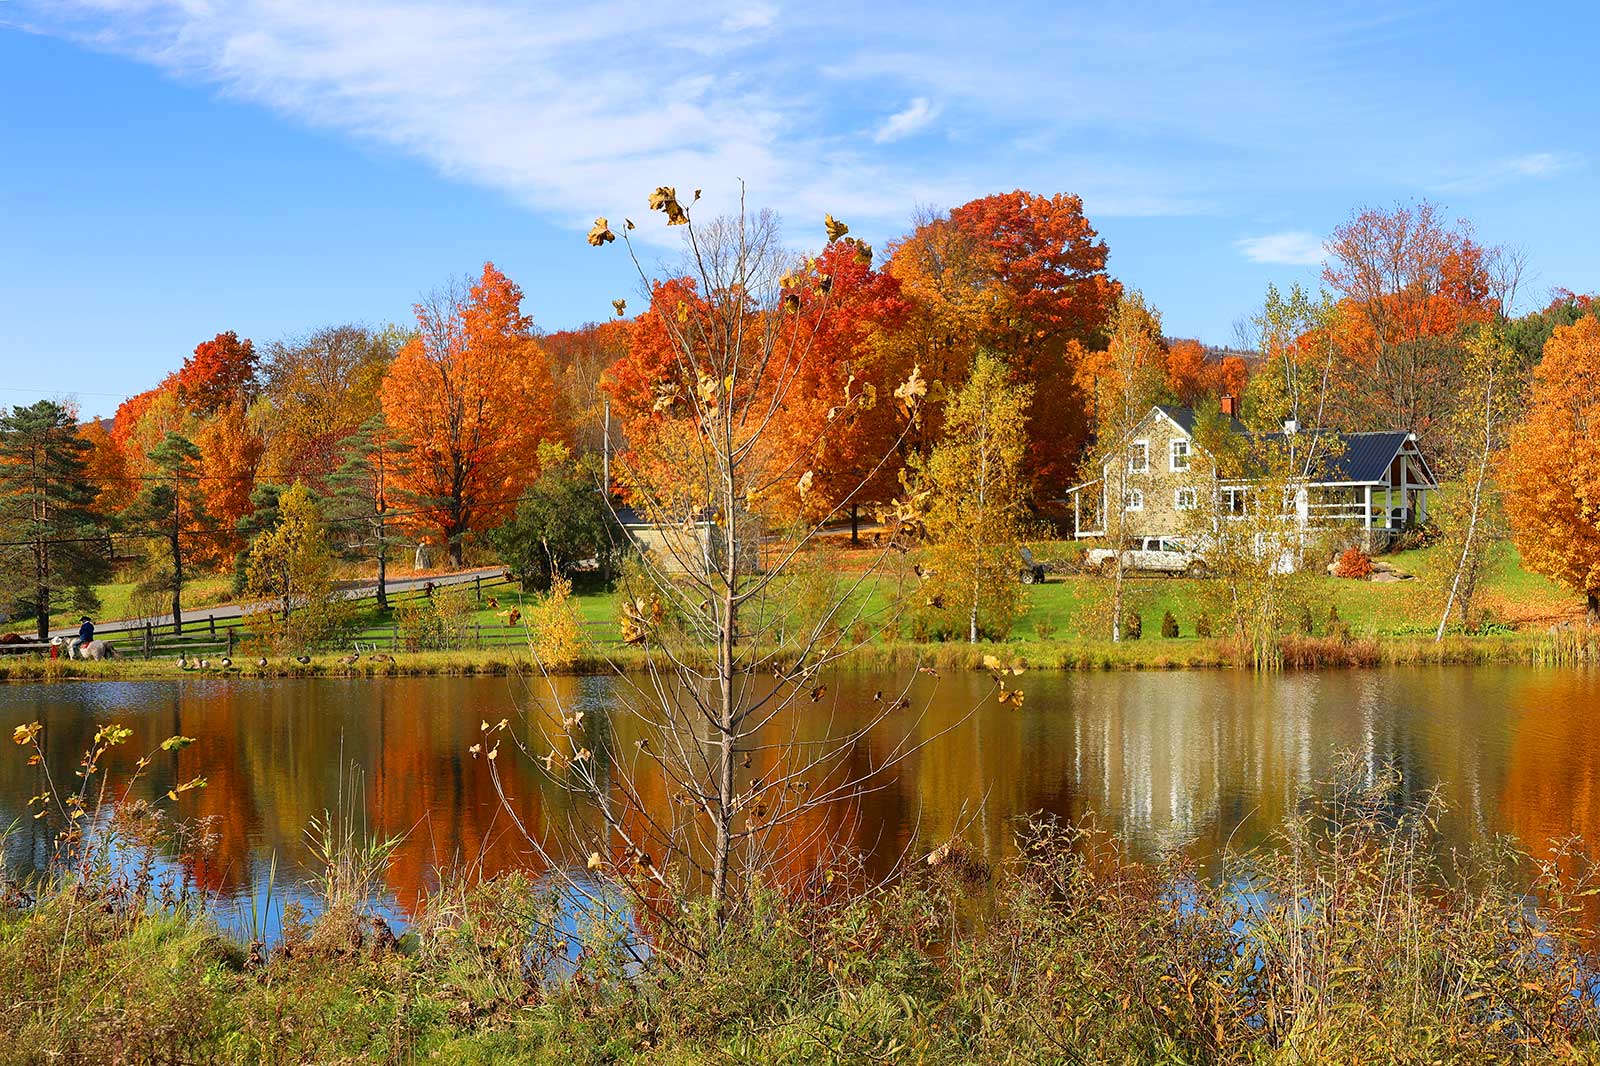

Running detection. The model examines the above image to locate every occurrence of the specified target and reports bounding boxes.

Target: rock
[1370,571,1413,583]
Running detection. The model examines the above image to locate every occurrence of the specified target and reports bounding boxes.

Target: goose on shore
[295,655,311,665]
[369,653,394,663]
[337,653,359,666]
[219,657,232,669]
[176,655,188,670]
[256,657,268,668]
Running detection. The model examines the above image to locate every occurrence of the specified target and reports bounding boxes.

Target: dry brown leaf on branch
[649,186,689,225]
[824,214,849,242]
[612,298,627,317]
[894,364,928,410]
[587,217,616,246]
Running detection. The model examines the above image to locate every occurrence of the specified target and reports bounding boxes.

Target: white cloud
[873,97,939,143]
[720,2,777,33]
[1435,151,1581,194]
[5,0,1255,239]
[1234,231,1324,266]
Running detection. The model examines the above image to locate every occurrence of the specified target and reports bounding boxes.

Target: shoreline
[2,631,1594,682]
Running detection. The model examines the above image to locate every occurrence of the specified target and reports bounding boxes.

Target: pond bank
[5,768,1598,1063]
[2,630,1593,681]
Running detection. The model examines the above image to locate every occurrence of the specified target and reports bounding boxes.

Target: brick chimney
[1220,393,1237,417]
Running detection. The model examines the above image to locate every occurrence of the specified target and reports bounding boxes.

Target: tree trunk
[850,503,860,546]
[171,531,184,636]
[712,493,738,909]
[969,567,980,644]
[376,547,388,610]
[33,582,48,642]
[1588,592,1599,626]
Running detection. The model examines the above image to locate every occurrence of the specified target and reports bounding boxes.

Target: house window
[1175,487,1196,510]
[1124,489,1145,512]
[1222,487,1248,516]
[1170,439,1190,471]
[1128,441,1149,474]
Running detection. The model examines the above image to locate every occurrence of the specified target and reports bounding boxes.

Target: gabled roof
[1139,405,1435,487]
[1152,404,1246,436]
[1260,431,1420,485]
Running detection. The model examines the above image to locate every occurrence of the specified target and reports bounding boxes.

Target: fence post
[208,615,216,637]
[475,574,482,603]
[475,623,482,650]
[227,628,235,656]
[392,623,399,651]
[143,622,152,661]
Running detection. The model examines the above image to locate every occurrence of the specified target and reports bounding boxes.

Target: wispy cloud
[2,0,1299,237]
[6,1,1581,253]
[874,97,939,143]
[1435,151,1581,195]
[1234,231,1324,266]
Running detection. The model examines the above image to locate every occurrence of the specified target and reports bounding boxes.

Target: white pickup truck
[1084,537,1207,576]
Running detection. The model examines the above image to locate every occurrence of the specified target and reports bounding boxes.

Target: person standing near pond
[74,615,94,657]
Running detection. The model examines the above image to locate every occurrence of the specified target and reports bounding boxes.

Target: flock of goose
[174,651,397,672]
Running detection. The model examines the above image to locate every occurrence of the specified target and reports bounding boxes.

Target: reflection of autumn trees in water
[0,669,1597,918]
[1500,674,1600,909]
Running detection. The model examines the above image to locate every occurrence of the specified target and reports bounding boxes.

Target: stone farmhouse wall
[1112,411,1201,541]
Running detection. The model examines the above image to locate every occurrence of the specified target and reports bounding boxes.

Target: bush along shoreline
[3,751,1599,1063]
[1,626,1596,682]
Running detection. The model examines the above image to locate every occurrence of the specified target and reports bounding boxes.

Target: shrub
[529,576,583,668]
[1195,611,1212,638]
[1122,611,1142,640]
[395,590,473,651]
[1032,616,1058,641]
[1333,547,1374,579]
[1328,605,1352,642]
[1160,611,1179,638]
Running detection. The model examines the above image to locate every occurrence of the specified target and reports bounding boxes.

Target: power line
[0,489,538,550]
[0,386,131,399]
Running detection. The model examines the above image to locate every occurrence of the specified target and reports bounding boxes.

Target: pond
[2,667,1597,929]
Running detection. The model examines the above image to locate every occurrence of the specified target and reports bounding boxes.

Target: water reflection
[0,667,1595,922]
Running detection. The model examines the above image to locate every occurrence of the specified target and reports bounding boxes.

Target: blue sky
[1,1,1594,420]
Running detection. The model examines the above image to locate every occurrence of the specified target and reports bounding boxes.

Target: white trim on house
[1124,488,1145,512]
[1129,440,1150,474]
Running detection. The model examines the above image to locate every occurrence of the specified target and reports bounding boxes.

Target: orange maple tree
[194,398,265,565]
[1321,201,1499,444]
[381,263,568,564]
[600,277,733,511]
[77,418,134,514]
[1502,315,1600,622]
[1165,338,1249,406]
[889,190,1120,497]
[175,331,258,414]
[760,241,913,526]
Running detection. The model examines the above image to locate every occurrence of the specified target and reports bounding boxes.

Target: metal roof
[1148,405,1432,486]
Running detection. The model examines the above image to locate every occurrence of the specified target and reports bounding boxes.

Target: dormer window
[1128,441,1149,474]
[1170,439,1190,471]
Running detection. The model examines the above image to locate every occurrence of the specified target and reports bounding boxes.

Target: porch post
[1399,456,1409,528]
[1074,491,1081,538]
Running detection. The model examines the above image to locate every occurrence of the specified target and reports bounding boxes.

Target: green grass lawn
[43,537,1580,656]
[46,574,236,631]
